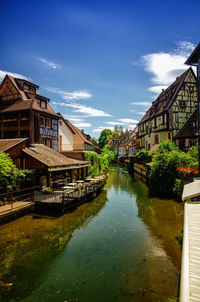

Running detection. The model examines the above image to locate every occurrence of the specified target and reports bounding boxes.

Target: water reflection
[0,166,182,302]
[0,191,108,302]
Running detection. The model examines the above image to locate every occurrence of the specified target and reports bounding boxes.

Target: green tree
[150,141,192,197]
[101,145,115,163]
[0,152,28,193]
[136,149,152,164]
[187,143,198,165]
[98,129,113,148]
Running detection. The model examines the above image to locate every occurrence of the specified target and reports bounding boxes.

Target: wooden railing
[0,186,40,210]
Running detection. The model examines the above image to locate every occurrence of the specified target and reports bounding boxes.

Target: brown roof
[1,99,59,117]
[0,138,28,153]
[23,144,90,168]
[174,109,198,139]
[138,68,195,125]
[65,120,93,146]
[58,114,75,134]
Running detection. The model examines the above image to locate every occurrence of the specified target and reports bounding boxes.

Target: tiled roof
[138,68,193,125]
[64,120,93,146]
[0,99,59,117]
[0,138,28,153]
[23,144,89,168]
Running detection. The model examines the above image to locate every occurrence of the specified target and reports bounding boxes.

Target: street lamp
[185,43,200,178]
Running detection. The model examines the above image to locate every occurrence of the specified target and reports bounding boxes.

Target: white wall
[59,120,74,151]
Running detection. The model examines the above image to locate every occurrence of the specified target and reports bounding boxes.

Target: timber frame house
[0,75,59,150]
[137,68,197,150]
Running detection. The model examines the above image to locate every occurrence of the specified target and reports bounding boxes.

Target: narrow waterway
[0,165,183,302]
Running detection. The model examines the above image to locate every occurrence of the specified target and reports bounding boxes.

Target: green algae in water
[0,166,183,302]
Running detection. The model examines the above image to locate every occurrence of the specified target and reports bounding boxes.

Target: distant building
[0,75,59,150]
[137,68,197,150]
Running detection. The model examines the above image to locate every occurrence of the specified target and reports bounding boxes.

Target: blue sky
[0,0,200,137]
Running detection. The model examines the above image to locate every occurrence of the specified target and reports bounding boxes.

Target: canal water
[0,165,183,302]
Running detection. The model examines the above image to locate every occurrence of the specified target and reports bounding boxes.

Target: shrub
[150,142,192,197]
[0,153,28,193]
[136,149,152,164]
[101,145,115,163]
[83,152,109,177]
[187,143,198,165]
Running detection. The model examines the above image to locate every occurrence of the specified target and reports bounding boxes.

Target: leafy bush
[0,152,28,193]
[83,152,109,177]
[187,143,198,164]
[101,145,115,163]
[157,140,176,153]
[136,149,152,163]
[150,142,192,197]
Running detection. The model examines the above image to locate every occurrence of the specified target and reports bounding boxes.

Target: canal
[0,165,183,302]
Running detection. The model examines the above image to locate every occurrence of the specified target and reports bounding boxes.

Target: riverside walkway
[180,181,200,302]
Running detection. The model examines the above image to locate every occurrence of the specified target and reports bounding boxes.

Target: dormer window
[30,87,35,94]
[24,84,29,91]
[40,100,47,109]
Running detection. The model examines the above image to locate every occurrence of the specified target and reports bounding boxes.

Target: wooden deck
[180,181,200,302]
[34,176,107,212]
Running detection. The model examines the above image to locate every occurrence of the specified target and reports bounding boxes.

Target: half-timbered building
[174,109,198,151]
[0,75,59,150]
[137,68,197,150]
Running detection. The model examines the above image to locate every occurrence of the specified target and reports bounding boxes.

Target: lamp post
[185,43,200,178]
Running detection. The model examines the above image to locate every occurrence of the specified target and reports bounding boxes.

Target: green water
[0,166,183,302]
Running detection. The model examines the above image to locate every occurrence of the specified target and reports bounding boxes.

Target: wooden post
[71,169,75,182]
[78,168,81,180]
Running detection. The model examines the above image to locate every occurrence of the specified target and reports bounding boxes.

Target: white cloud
[141,41,196,94]
[117,118,138,124]
[105,121,127,126]
[127,124,137,130]
[147,86,167,94]
[67,118,84,123]
[73,122,91,128]
[39,57,60,69]
[131,110,145,115]
[92,126,114,133]
[0,70,29,82]
[131,101,152,107]
[52,102,111,117]
[46,87,92,101]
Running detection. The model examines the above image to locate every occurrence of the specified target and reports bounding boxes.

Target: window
[179,100,186,108]
[30,87,35,93]
[153,118,157,128]
[40,116,45,126]
[166,132,172,141]
[162,115,165,124]
[154,135,159,144]
[24,84,29,91]
[46,118,51,128]
[190,121,196,128]
[40,100,47,109]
